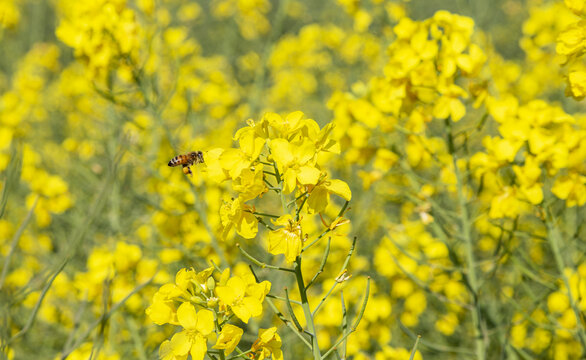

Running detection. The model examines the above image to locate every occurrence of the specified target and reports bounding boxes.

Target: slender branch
[306,238,331,290]
[60,277,154,358]
[340,291,348,360]
[302,201,350,253]
[321,278,370,360]
[7,258,68,345]
[409,335,422,360]
[399,321,475,355]
[265,298,312,349]
[295,257,322,360]
[295,193,309,221]
[449,118,486,360]
[285,288,304,332]
[312,280,339,316]
[0,195,39,290]
[545,208,586,350]
[266,293,302,305]
[251,211,281,219]
[237,244,294,272]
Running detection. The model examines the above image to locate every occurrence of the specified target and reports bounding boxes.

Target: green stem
[320,278,370,360]
[409,335,422,360]
[450,125,486,360]
[295,257,321,360]
[302,201,350,253]
[265,298,312,349]
[312,280,338,316]
[0,195,38,290]
[295,193,309,221]
[266,293,302,305]
[252,211,281,218]
[214,313,226,360]
[545,209,586,351]
[237,244,294,272]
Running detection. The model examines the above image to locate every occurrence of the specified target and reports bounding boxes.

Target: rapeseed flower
[268,215,304,262]
[213,324,243,355]
[161,303,214,360]
[215,273,270,323]
[250,327,283,360]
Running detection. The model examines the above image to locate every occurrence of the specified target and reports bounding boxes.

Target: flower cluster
[209,111,351,262]
[146,266,275,360]
[556,0,586,99]
[211,0,271,40]
[56,0,141,80]
[472,99,586,213]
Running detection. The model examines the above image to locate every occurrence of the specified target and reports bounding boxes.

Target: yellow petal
[190,335,208,360]
[239,130,265,160]
[159,340,174,360]
[243,296,263,317]
[268,228,287,255]
[325,179,352,201]
[195,309,215,335]
[146,298,175,325]
[233,303,252,323]
[285,234,302,263]
[205,148,230,183]
[270,139,294,168]
[227,276,246,297]
[522,184,543,205]
[282,168,297,194]
[236,210,258,239]
[552,176,573,200]
[213,324,243,355]
[296,166,321,185]
[296,139,316,165]
[170,331,191,356]
[306,186,329,214]
[219,149,250,179]
[450,98,466,122]
[177,302,197,330]
[216,286,237,305]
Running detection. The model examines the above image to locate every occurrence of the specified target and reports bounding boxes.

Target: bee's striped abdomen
[168,155,185,167]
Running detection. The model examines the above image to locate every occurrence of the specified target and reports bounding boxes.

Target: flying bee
[168,151,204,176]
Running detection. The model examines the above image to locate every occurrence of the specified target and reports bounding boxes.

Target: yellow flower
[213,324,243,355]
[270,137,321,194]
[551,172,586,207]
[165,303,214,360]
[565,0,586,15]
[556,21,586,57]
[488,186,523,219]
[215,274,271,323]
[512,156,544,205]
[146,267,214,326]
[232,164,267,202]
[547,291,570,313]
[268,215,304,263]
[435,312,459,336]
[432,83,468,122]
[219,148,256,180]
[567,71,586,99]
[56,0,141,79]
[146,285,179,325]
[250,327,283,360]
[219,198,258,239]
[306,178,352,214]
[264,111,305,137]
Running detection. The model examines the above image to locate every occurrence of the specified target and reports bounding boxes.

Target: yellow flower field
[1,0,586,359]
